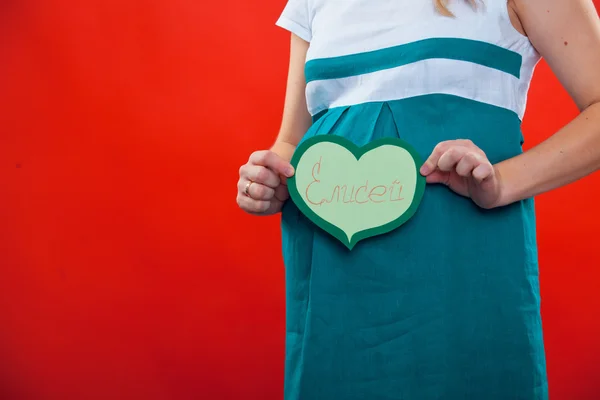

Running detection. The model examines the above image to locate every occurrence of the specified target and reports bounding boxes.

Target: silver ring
[244,181,254,198]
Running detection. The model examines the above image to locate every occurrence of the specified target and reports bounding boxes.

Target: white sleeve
[275,0,312,42]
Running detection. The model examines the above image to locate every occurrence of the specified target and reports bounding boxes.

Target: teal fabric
[281,95,548,399]
[305,38,523,83]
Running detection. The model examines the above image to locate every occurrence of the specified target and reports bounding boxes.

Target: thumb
[425,170,450,185]
[250,151,295,178]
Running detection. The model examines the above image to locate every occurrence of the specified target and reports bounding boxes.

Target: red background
[0,1,599,399]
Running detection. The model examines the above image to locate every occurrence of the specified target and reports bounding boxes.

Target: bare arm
[236,33,311,215]
[270,33,312,162]
[496,0,600,205]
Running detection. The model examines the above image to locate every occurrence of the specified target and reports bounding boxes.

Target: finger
[457,138,477,148]
[237,193,270,214]
[421,141,452,175]
[451,138,483,152]
[238,180,275,201]
[437,146,469,172]
[279,173,289,186]
[472,163,494,183]
[250,151,295,178]
[241,165,280,188]
[455,152,481,177]
[421,139,485,175]
[273,184,290,203]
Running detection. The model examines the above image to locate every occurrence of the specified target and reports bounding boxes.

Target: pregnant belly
[302,94,524,165]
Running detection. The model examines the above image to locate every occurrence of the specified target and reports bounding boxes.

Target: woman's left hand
[420,140,505,209]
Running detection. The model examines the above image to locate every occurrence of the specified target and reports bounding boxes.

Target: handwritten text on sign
[290,137,424,249]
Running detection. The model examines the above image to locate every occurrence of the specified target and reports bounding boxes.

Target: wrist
[270,140,297,162]
[493,161,520,208]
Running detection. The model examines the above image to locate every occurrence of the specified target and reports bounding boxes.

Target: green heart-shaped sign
[288,135,426,250]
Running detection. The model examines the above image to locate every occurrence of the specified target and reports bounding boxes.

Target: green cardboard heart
[288,135,426,250]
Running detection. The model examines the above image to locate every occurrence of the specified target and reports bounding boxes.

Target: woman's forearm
[496,101,600,207]
[270,139,297,163]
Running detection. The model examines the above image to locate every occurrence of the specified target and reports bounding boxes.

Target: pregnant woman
[237,0,600,398]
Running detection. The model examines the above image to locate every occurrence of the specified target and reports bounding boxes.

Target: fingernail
[420,163,430,175]
[285,167,295,177]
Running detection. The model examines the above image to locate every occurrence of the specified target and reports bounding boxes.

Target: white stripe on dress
[306,58,533,119]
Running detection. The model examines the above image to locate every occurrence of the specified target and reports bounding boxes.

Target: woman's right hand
[237,150,295,215]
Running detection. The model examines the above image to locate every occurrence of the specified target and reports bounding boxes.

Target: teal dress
[276,1,548,399]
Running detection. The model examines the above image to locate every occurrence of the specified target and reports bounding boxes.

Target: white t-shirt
[275,0,540,120]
